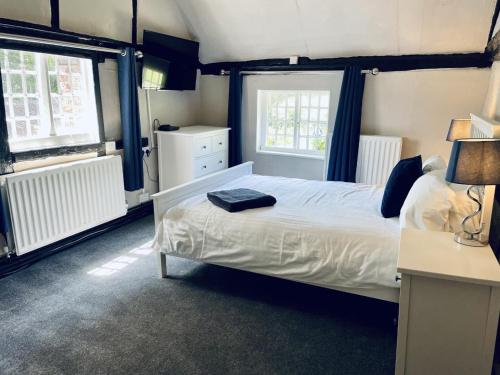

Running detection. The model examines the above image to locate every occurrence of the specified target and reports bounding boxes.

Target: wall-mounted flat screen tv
[141,30,199,91]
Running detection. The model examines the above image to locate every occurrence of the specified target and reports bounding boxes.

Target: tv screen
[142,30,199,91]
[141,53,169,90]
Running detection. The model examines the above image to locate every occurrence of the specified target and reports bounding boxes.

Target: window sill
[12,142,104,163]
[256,149,325,160]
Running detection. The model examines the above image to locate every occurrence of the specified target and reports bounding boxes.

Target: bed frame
[152,162,400,303]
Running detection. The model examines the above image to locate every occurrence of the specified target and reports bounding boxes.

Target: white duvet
[154,174,401,290]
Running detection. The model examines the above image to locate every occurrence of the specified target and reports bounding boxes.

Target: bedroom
[0,0,499,374]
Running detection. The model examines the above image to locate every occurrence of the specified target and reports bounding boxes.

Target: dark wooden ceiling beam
[200,52,492,75]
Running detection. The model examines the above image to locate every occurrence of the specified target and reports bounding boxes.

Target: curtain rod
[219,68,379,76]
[0,32,142,56]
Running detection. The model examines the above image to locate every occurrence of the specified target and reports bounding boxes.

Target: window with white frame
[0,48,100,152]
[257,90,330,157]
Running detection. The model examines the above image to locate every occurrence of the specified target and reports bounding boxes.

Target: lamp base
[453,232,488,247]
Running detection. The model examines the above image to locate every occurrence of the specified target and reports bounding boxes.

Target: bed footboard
[152,162,254,228]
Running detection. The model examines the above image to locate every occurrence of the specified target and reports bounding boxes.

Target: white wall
[0,0,51,26]
[361,68,491,160]
[199,75,229,126]
[60,0,132,42]
[242,73,343,180]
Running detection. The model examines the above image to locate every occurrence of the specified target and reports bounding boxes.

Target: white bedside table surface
[398,228,500,287]
[155,126,229,136]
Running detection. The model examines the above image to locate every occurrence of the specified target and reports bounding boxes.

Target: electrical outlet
[105,141,116,154]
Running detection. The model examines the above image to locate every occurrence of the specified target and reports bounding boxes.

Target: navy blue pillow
[381,155,423,218]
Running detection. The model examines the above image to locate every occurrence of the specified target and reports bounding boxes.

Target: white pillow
[400,170,454,231]
[422,155,447,174]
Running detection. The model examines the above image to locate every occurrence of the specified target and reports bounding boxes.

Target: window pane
[320,94,329,107]
[10,74,23,93]
[8,51,21,69]
[319,109,329,122]
[49,74,59,93]
[15,121,27,137]
[310,138,326,151]
[23,53,36,71]
[28,98,39,116]
[51,96,60,114]
[12,98,25,116]
[47,56,56,72]
[30,120,40,136]
[309,108,318,121]
[25,74,37,94]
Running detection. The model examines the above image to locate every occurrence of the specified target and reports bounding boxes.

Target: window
[257,90,330,158]
[0,48,100,152]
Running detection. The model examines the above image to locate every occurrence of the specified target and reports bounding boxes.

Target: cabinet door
[397,275,492,375]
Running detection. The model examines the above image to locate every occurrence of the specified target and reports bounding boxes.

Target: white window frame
[257,90,330,160]
[0,48,101,153]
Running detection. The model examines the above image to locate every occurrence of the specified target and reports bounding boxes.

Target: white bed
[152,162,401,302]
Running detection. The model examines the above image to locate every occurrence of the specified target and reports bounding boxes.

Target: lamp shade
[446,119,472,141]
[446,139,500,185]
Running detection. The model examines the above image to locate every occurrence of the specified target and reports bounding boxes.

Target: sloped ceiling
[173,0,497,64]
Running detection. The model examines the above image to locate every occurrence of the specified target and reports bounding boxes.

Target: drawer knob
[218,142,223,145]
[202,145,207,149]
[202,165,207,169]
[395,275,401,282]
[218,160,223,164]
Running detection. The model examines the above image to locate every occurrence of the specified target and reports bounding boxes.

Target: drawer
[212,151,226,172]
[194,136,212,157]
[212,134,227,153]
[194,152,227,178]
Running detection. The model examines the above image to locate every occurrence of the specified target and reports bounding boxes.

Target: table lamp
[445,139,500,246]
[446,119,472,141]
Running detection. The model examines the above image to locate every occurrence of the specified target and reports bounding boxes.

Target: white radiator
[5,156,127,256]
[355,135,402,185]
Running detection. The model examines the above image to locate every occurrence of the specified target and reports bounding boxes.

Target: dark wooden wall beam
[132,0,138,45]
[50,0,60,30]
[200,52,492,75]
[488,0,500,43]
[488,31,500,60]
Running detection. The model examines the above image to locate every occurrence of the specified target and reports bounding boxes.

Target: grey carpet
[0,215,397,375]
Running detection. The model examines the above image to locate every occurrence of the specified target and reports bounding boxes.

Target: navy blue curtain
[117,47,143,191]
[227,67,242,167]
[326,65,365,182]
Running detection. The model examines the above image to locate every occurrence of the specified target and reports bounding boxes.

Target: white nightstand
[156,126,230,190]
[396,228,500,375]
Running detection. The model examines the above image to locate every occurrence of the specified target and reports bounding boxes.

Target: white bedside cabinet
[156,126,230,191]
[396,228,500,375]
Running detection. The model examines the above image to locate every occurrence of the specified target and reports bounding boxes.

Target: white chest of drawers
[156,126,230,191]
